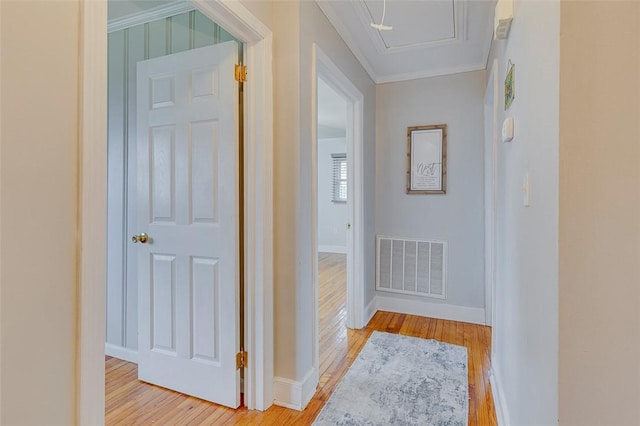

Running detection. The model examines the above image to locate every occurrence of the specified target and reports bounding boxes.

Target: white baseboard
[375,294,486,325]
[105,343,138,364]
[273,367,318,411]
[490,361,510,426]
[318,245,347,254]
[363,297,377,327]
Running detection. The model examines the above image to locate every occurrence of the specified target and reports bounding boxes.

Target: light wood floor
[106,253,496,425]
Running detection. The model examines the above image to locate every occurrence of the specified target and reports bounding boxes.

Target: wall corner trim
[375,294,486,325]
[363,297,377,327]
[78,1,109,424]
[490,362,510,426]
[273,367,318,411]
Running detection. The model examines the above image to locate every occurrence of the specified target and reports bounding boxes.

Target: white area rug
[313,331,468,426]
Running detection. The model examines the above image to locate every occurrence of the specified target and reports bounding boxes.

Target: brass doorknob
[132,233,149,244]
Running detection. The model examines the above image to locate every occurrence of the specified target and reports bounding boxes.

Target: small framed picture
[505,60,515,110]
[406,124,447,194]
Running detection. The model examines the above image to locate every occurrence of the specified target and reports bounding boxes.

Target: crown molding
[107,1,195,33]
[375,61,486,84]
[480,19,494,76]
[315,0,379,83]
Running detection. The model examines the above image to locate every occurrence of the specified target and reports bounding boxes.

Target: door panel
[151,254,177,354]
[190,120,218,223]
[192,256,220,363]
[136,41,240,408]
[150,126,176,222]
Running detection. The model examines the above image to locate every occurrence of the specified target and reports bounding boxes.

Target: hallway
[105,253,495,424]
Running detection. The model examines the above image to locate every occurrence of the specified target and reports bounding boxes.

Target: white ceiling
[316,0,496,83]
[318,78,348,140]
[109,1,495,84]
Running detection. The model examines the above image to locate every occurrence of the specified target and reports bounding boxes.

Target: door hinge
[235,64,247,83]
[236,349,248,369]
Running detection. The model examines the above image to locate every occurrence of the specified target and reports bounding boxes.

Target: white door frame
[311,44,366,373]
[77,1,274,423]
[484,58,499,334]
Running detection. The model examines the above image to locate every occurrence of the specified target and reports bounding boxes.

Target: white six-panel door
[135,41,240,408]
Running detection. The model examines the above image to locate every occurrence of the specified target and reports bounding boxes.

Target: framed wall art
[406,124,447,194]
[505,59,515,110]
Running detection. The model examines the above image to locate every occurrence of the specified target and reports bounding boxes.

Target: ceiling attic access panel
[363,0,457,49]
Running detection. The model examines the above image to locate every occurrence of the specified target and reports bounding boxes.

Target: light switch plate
[522,173,531,207]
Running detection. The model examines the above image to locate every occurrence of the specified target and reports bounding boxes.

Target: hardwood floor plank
[435,319,445,341]
[456,320,465,346]
[469,384,478,426]
[105,253,496,424]
[427,315,438,338]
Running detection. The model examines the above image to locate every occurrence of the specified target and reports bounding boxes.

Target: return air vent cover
[376,236,447,299]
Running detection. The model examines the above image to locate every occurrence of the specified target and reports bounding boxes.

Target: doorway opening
[315,76,349,383]
[311,44,366,388]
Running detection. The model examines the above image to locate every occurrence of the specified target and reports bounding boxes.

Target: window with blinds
[331,153,347,203]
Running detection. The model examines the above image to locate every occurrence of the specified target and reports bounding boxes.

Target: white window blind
[331,153,347,203]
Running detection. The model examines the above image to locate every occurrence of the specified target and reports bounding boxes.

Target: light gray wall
[317,138,347,250]
[106,10,235,353]
[375,71,486,309]
[487,0,560,424]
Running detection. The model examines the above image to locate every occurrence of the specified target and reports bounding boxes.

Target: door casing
[310,43,366,377]
[484,59,499,334]
[77,1,274,423]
